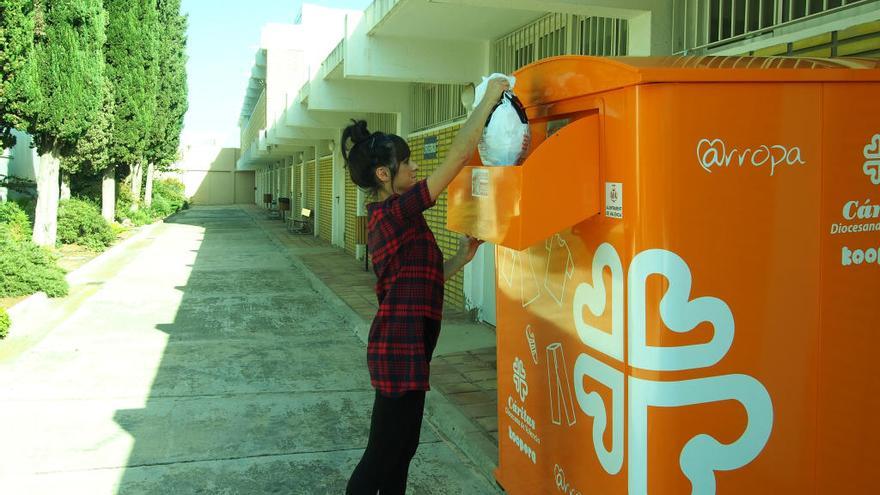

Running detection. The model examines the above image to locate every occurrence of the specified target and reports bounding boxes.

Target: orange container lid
[514,55,880,107]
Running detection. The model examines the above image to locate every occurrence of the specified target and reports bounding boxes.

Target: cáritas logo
[571,243,774,493]
[863,134,880,185]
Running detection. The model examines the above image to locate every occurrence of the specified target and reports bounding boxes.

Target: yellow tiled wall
[407,122,466,310]
[838,20,880,56]
[318,155,333,242]
[751,20,880,57]
[304,160,316,210]
[292,164,301,216]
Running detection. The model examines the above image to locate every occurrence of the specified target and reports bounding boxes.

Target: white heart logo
[572,243,624,361]
[628,249,734,371]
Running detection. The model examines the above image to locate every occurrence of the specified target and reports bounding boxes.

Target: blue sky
[180,0,372,147]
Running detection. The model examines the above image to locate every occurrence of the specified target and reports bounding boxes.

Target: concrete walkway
[0,206,499,494]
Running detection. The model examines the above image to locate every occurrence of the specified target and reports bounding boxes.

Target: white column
[331,133,345,247]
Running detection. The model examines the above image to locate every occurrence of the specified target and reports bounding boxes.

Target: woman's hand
[483,77,510,106]
[459,235,485,264]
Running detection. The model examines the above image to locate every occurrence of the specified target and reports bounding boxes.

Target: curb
[65,222,161,286]
[425,390,502,491]
[1,222,161,353]
[6,292,49,321]
[248,208,503,491]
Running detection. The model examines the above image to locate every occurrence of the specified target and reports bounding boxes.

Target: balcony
[240,89,267,154]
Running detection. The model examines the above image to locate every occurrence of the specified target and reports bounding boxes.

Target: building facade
[238,0,880,323]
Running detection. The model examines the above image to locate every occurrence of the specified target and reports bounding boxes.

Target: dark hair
[341,120,411,193]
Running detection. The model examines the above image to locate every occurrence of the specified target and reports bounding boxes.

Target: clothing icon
[525,325,538,365]
[544,234,575,306]
[546,343,577,427]
[499,246,542,307]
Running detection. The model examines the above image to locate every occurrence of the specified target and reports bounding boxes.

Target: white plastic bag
[473,74,530,166]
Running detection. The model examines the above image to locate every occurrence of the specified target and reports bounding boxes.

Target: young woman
[343,77,509,494]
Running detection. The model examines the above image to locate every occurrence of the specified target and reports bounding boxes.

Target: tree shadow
[111,206,376,493]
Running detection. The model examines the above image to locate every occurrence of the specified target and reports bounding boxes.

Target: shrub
[152,178,186,215]
[0,201,32,241]
[0,225,69,298]
[12,197,36,225]
[115,182,133,222]
[115,177,187,225]
[110,222,127,238]
[57,198,115,251]
[127,207,154,226]
[0,307,9,339]
[149,195,173,218]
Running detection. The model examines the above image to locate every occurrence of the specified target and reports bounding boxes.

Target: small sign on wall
[424,136,438,159]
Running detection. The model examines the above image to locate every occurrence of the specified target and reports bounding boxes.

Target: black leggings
[346,390,427,495]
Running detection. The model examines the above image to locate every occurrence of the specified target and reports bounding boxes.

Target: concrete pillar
[628,7,673,55]
[331,131,346,247]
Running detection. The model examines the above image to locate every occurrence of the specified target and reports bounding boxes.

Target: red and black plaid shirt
[366,179,444,396]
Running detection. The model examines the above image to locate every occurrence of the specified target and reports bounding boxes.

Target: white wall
[1,130,39,202]
[464,243,497,325]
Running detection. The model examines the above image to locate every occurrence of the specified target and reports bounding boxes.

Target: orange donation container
[447,56,880,494]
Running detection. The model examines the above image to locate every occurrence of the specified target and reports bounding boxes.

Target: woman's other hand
[460,235,485,263]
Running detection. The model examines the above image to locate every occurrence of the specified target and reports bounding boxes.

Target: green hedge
[115,182,134,222]
[0,201,31,241]
[0,225,69,298]
[58,198,115,251]
[152,178,187,214]
[0,307,9,339]
[116,177,188,226]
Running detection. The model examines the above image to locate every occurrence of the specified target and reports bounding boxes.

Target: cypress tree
[0,0,34,149]
[145,0,188,207]
[5,0,107,246]
[105,0,159,210]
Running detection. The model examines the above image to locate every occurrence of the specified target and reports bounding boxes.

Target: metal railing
[673,0,875,54]
[408,12,630,133]
[493,13,628,75]
[318,39,346,79]
[409,83,467,134]
[364,0,401,34]
[367,113,397,134]
[240,89,267,153]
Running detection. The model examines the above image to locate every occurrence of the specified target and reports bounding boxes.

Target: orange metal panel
[447,112,600,250]
[445,56,880,494]
[816,83,880,495]
[511,56,880,109]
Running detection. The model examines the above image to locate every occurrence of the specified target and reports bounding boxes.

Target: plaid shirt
[366,180,444,396]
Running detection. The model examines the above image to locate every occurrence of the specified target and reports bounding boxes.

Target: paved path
[0,206,498,494]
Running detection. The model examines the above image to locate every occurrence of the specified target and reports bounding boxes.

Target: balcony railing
[673,0,875,54]
[318,39,346,79]
[364,0,401,34]
[493,13,628,75]
[240,89,267,153]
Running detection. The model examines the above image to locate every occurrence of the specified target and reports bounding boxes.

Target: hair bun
[347,120,371,144]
